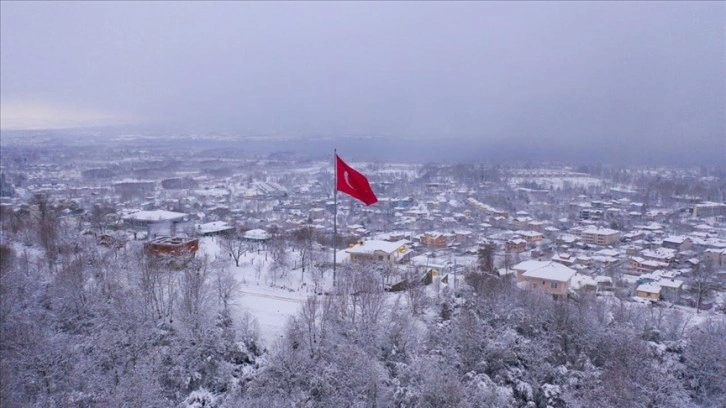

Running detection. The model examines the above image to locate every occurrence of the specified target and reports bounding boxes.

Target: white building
[346,239,413,264]
[123,210,190,238]
[513,260,576,300]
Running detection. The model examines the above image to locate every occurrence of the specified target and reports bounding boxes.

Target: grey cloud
[1,1,724,162]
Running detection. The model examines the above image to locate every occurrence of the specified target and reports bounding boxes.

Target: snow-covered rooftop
[514,260,576,282]
[243,229,271,240]
[663,235,690,244]
[570,273,597,290]
[596,248,620,257]
[123,210,188,222]
[346,239,409,255]
[581,226,619,235]
[656,279,683,289]
[197,221,235,235]
[637,283,661,294]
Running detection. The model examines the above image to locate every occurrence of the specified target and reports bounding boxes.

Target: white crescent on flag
[343,170,355,191]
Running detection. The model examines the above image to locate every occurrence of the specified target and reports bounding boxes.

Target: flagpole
[333,148,338,287]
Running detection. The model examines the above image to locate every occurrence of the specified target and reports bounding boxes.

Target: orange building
[144,236,199,257]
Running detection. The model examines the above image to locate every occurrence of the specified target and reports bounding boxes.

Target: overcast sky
[1,1,724,158]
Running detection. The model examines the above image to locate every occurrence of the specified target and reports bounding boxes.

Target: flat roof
[124,210,188,222]
[637,283,661,294]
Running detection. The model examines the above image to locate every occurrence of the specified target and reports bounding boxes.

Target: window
[551,282,558,289]
[379,255,383,261]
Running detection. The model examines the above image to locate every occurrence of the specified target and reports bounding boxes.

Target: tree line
[1,200,725,407]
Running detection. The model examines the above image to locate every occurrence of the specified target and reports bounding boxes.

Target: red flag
[336,155,378,205]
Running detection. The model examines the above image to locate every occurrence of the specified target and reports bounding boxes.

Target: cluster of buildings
[1,142,724,310]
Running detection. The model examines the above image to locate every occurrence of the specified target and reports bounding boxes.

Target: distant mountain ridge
[0,127,722,167]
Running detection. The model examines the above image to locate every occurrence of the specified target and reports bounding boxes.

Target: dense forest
[1,206,725,408]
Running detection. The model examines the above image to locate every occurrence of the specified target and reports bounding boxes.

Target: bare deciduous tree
[691,259,719,313]
[30,193,60,269]
[214,262,239,311]
[179,257,212,331]
[87,203,116,233]
[221,234,250,267]
[139,252,179,323]
[404,267,426,315]
[290,224,314,277]
[268,238,289,285]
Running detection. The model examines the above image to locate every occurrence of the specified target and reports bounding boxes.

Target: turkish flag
[336,155,378,205]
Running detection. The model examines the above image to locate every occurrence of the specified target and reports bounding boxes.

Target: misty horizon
[1,2,724,164]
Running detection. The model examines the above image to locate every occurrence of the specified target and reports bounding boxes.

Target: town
[2,130,726,407]
[2,130,724,317]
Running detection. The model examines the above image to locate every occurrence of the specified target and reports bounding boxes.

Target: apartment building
[581,227,620,246]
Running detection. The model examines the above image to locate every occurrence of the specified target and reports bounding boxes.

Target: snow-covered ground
[198,237,330,347]
[232,285,306,346]
[508,176,603,190]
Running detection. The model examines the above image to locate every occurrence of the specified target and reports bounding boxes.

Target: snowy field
[196,236,466,347]
[198,237,331,347]
[508,176,603,190]
[231,285,306,346]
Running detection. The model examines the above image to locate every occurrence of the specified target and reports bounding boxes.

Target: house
[422,232,449,248]
[453,230,474,244]
[595,276,614,292]
[551,253,576,266]
[657,279,684,302]
[544,226,560,236]
[513,260,576,300]
[622,230,646,242]
[346,239,412,264]
[346,224,368,236]
[243,229,271,242]
[570,273,598,293]
[576,255,593,266]
[506,238,527,253]
[629,256,669,274]
[518,230,544,243]
[196,221,235,236]
[704,248,726,268]
[580,208,604,221]
[605,208,623,219]
[144,236,199,257]
[409,254,448,278]
[640,248,677,266]
[511,217,533,230]
[636,283,661,301]
[386,231,414,242]
[580,227,620,246]
[662,236,692,252]
[595,248,620,257]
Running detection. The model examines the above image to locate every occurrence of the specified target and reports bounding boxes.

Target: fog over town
[1,2,725,407]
